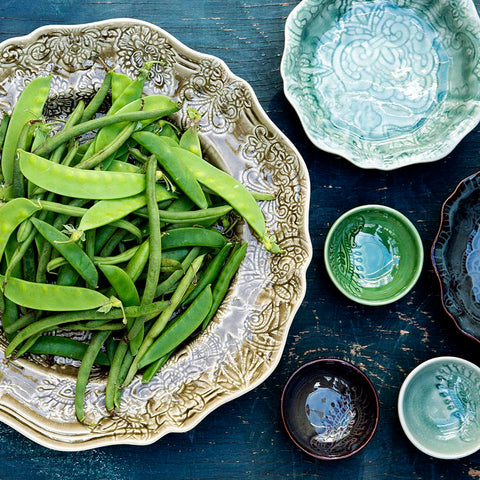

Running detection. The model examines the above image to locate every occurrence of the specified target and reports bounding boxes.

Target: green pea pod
[81,71,113,122]
[30,217,99,288]
[170,141,280,253]
[179,125,202,156]
[1,275,108,312]
[19,150,146,200]
[123,253,206,386]
[138,285,212,368]
[0,197,41,262]
[27,336,110,366]
[2,75,51,184]
[111,72,133,104]
[107,159,141,173]
[182,242,234,306]
[99,264,140,307]
[92,95,179,156]
[161,227,226,250]
[75,330,111,423]
[124,239,150,282]
[78,184,174,232]
[0,113,10,153]
[202,242,248,330]
[133,131,208,209]
[108,62,153,115]
[34,106,178,158]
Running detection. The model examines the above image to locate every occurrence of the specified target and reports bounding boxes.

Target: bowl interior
[281,359,379,460]
[281,0,480,169]
[325,206,423,305]
[398,357,480,459]
[432,172,480,341]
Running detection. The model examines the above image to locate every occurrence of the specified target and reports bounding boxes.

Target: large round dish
[281,0,480,170]
[0,19,312,450]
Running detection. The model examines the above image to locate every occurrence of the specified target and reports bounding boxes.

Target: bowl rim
[324,204,424,306]
[280,357,380,460]
[431,170,480,345]
[280,0,480,170]
[397,356,480,459]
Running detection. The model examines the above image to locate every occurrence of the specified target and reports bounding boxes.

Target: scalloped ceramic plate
[281,0,480,170]
[432,171,480,343]
[0,19,312,451]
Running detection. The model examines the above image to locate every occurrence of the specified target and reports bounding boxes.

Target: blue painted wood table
[1,1,480,479]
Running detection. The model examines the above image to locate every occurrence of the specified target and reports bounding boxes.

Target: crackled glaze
[0,19,311,450]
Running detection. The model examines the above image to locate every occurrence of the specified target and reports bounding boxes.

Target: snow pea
[108,62,152,115]
[31,217,99,288]
[19,150,146,200]
[160,227,226,250]
[138,285,212,368]
[111,72,132,103]
[179,125,201,156]
[99,264,140,307]
[133,131,208,209]
[78,184,174,232]
[0,197,41,263]
[1,275,108,312]
[2,75,51,184]
[144,137,280,253]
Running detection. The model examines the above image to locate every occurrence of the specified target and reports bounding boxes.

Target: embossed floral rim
[0,19,312,450]
[281,0,480,170]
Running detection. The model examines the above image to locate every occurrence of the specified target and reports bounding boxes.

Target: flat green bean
[2,76,51,184]
[19,150,146,200]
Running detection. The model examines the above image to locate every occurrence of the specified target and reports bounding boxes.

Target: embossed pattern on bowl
[324,205,423,305]
[281,359,379,460]
[398,357,480,459]
[0,19,312,450]
[281,0,480,170]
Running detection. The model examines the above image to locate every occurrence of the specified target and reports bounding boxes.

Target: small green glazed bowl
[398,357,480,459]
[324,205,423,305]
[281,0,480,170]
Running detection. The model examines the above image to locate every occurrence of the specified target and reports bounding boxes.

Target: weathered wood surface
[1,1,480,479]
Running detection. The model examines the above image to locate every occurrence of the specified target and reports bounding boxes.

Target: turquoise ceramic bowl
[281,0,480,170]
[324,205,423,305]
[398,357,480,459]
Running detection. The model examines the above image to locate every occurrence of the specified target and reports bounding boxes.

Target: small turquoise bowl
[398,357,480,459]
[324,205,423,306]
[281,0,480,170]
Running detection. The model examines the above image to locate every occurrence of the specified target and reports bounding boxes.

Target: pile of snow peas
[0,63,279,423]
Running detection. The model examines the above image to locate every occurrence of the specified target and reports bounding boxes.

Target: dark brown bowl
[432,170,480,343]
[280,359,379,460]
